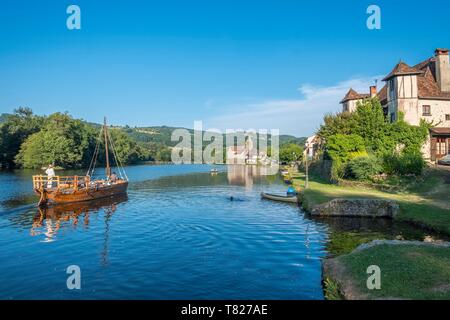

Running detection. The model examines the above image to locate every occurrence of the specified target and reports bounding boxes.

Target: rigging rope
[107,129,129,181]
[86,126,103,177]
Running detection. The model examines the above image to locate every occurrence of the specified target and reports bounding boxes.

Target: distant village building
[305,135,320,159]
[226,135,270,165]
[340,48,450,161]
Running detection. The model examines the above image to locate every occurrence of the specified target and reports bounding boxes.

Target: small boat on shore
[261,192,298,204]
[33,117,129,207]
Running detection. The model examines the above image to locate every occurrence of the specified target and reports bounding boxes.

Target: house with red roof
[340,48,450,161]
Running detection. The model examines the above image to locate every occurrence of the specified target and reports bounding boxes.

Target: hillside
[1,111,307,166]
[123,125,306,148]
[1,112,306,148]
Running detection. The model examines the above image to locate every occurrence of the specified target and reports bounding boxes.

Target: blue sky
[1,0,450,136]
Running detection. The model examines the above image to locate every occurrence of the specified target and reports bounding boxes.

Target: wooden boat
[261,192,298,204]
[33,117,129,207]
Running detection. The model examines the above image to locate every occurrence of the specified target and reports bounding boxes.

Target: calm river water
[0,164,439,299]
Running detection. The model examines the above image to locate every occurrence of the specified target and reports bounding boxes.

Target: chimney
[435,48,450,92]
[370,85,377,98]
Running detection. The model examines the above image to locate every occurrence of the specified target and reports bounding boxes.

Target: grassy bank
[292,168,450,235]
[324,243,450,300]
[287,166,450,299]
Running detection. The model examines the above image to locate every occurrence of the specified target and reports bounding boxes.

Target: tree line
[0,108,160,169]
[0,108,307,170]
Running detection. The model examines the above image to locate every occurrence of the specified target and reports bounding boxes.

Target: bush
[382,152,425,176]
[318,98,431,159]
[325,134,366,181]
[279,143,303,163]
[325,134,366,163]
[345,156,383,181]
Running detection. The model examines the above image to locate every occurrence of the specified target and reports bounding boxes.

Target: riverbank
[289,167,450,299]
[292,168,450,235]
[323,240,450,300]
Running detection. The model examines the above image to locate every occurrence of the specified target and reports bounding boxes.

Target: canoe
[261,192,298,204]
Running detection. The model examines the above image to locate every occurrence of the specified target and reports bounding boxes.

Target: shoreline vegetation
[0,108,305,170]
[290,96,450,300]
[287,167,450,300]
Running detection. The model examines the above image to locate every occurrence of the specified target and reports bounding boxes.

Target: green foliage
[2,108,307,169]
[155,147,172,162]
[325,134,366,163]
[0,108,42,168]
[318,112,356,140]
[382,151,425,176]
[352,98,392,154]
[325,134,366,180]
[279,143,303,163]
[108,129,145,165]
[323,278,344,300]
[388,117,430,154]
[15,113,94,169]
[345,156,383,181]
[13,112,150,169]
[318,98,430,179]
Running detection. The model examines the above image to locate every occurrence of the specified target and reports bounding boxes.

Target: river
[0,164,439,299]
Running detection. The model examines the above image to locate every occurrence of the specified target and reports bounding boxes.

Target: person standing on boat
[45,164,55,188]
[110,172,118,183]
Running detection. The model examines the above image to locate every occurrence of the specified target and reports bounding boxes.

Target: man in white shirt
[45,164,55,188]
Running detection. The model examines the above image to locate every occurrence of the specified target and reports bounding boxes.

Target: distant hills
[0,112,307,149]
[122,125,306,148]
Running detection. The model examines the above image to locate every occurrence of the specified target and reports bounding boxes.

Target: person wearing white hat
[45,164,55,188]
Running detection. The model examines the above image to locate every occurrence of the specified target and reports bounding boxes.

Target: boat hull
[261,192,298,204]
[35,181,128,206]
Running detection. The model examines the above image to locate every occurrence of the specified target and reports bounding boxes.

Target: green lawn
[292,169,450,236]
[337,244,450,299]
[288,167,450,299]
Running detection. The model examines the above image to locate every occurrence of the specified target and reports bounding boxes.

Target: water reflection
[227,165,278,189]
[1,165,328,299]
[308,215,449,256]
[30,194,128,243]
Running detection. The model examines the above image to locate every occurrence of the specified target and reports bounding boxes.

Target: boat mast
[104,117,111,178]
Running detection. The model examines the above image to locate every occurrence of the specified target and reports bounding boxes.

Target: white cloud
[204,75,384,137]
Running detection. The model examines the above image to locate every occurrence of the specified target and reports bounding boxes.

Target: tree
[107,129,144,165]
[325,134,366,163]
[155,147,172,162]
[352,98,391,155]
[279,143,303,163]
[318,111,357,141]
[325,134,367,180]
[317,98,430,178]
[15,113,94,169]
[0,108,42,168]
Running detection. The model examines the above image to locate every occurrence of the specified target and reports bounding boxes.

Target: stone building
[340,48,450,161]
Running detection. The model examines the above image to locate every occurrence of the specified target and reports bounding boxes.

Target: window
[446,114,450,121]
[422,105,431,116]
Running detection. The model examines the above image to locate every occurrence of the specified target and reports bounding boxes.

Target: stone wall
[310,199,399,218]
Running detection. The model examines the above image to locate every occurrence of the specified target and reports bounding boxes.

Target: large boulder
[311,199,399,218]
